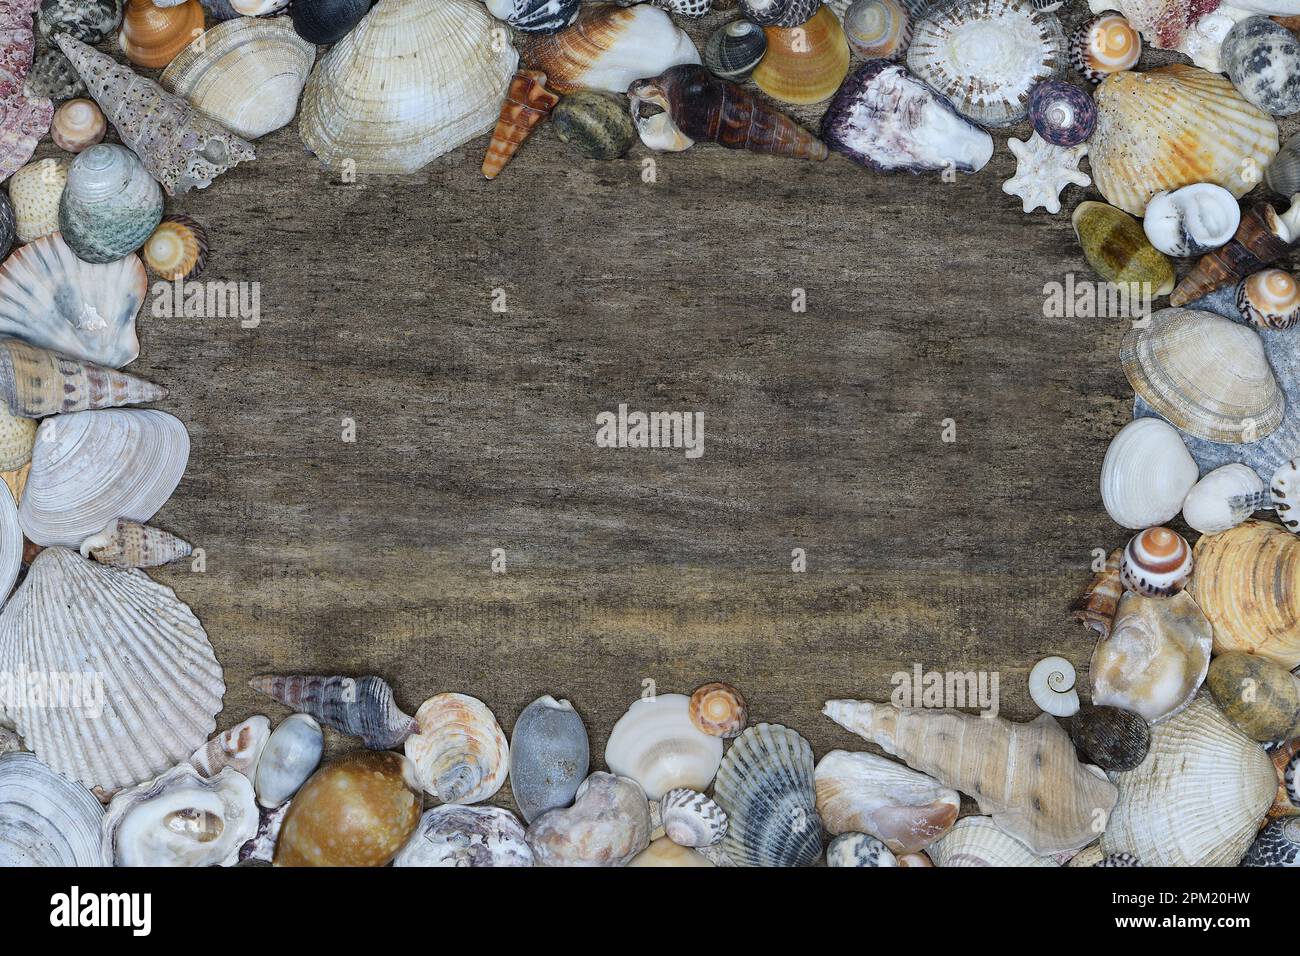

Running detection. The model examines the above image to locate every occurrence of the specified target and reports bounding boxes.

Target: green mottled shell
[1207,652,1300,741]
[1065,704,1150,772]
[551,92,637,161]
[1072,201,1175,297]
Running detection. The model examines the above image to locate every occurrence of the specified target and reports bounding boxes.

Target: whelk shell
[1206,652,1300,742]
[79,517,191,567]
[1181,463,1267,535]
[604,693,723,800]
[0,751,106,866]
[813,749,959,853]
[248,673,418,749]
[1119,526,1192,597]
[254,713,323,808]
[526,771,651,867]
[929,816,1058,867]
[404,692,509,804]
[1098,417,1198,530]
[394,805,533,867]
[509,694,589,823]
[190,715,270,778]
[660,788,728,847]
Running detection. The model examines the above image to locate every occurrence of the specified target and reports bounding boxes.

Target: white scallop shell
[660,788,728,847]
[1028,656,1080,717]
[405,692,509,804]
[929,816,1060,867]
[190,715,270,778]
[394,804,533,867]
[0,547,224,791]
[1100,417,1199,529]
[1142,184,1241,258]
[0,751,107,866]
[1182,463,1266,535]
[254,713,322,808]
[604,693,724,800]
[813,749,960,853]
[19,408,190,547]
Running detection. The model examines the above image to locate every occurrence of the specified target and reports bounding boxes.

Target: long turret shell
[405,693,509,804]
[248,673,418,749]
[0,338,165,419]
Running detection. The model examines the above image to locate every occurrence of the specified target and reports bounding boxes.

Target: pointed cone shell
[404,693,509,804]
[1171,204,1296,307]
[161,16,317,141]
[79,517,192,568]
[55,34,256,196]
[0,338,166,419]
[1101,694,1276,866]
[1189,519,1300,669]
[481,70,558,180]
[118,0,206,69]
[299,0,517,175]
[19,409,189,548]
[814,749,960,853]
[249,674,418,749]
[752,6,850,106]
[822,699,1117,854]
[929,816,1059,867]
[604,693,723,801]
[0,752,108,866]
[713,722,824,867]
[0,547,224,791]
[1091,65,1279,215]
[0,233,145,368]
[1069,547,1123,638]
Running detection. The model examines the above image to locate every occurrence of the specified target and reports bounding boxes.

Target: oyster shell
[526,771,651,866]
[404,692,509,804]
[394,805,534,867]
[814,749,959,853]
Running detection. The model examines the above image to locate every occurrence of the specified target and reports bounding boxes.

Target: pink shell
[0,0,55,181]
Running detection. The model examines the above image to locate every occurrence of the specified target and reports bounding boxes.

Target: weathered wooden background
[47,5,1295,814]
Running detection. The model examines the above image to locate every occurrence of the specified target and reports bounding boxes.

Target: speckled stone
[551,92,637,160]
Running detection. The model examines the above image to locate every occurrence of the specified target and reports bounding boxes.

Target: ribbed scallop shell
[79,517,191,568]
[405,693,509,804]
[162,17,316,141]
[604,693,724,800]
[814,749,959,853]
[1121,308,1283,444]
[1101,694,1276,866]
[1189,519,1300,669]
[0,480,20,601]
[0,233,145,368]
[713,722,823,867]
[929,816,1059,867]
[1099,417,1198,530]
[660,788,728,847]
[1091,65,1279,216]
[0,752,107,866]
[0,338,166,419]
[299,0,517,174]
[19,409,190,548]
[0,547,224,791]
[905,0,1065,127]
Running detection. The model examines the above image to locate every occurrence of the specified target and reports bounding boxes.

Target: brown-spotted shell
[688,681,747,738]
[1120,527,1193,597]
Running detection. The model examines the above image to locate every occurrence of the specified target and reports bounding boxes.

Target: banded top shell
[394,805,533,867]
[814,749,960,853]
[404,693,509,804]
[0,752,107,866]
[1070,12,1140,83]
[604,693,723,800]
[905,0,1066,128]
[842,0,911,60]
[688,681,747,737]
[702,18,767,80]
[660,788,728,847]
[1120,308,1283,444]
[1099,417,1198,530]
[162,16,317,141]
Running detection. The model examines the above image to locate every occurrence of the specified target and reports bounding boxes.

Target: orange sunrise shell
[688,682,748,738]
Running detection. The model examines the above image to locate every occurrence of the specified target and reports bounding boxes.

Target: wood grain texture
[25,10,1298,817]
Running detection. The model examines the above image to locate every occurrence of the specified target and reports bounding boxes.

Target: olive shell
[1065,704,1150,772]
[551,92,636,160]
[703,19,767,80]
[1207,652,1300,742]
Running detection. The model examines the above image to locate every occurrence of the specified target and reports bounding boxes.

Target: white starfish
[1002,133,1091,215]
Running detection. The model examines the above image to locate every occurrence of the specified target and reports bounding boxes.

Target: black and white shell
[1221,16,1300,118]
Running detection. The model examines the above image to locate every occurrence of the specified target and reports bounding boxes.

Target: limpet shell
[143,214,208,280]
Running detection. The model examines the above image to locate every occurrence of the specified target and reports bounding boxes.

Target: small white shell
[1272,458,1300,533]
[190,715,270,778]
[827,832,899,867]
[1100,418,1199,530]
[659,788,728,847]
[1182,463,1267,535]
[1142,184,1241,257]
[604,694,723,800]
[1002,133,1090,215]
[254,714,323,809]
[1028,657,1080,717]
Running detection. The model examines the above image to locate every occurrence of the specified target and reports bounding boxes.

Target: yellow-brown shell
[1189,520,1300,669]
[273,751,421,867]
[7,159,68,244]
[51,99,106,154]
[1,462,29,505]
[752,6,849,105]
[0,403,36,473]
[688,682,747,738]
[143,214,208,281]
[118,0,206,70]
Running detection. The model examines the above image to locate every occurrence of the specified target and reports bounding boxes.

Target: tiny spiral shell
[1120,526,1193,597]
[688,681,747,737]
[1238,269,1300,331]
[1070,13,1140,84]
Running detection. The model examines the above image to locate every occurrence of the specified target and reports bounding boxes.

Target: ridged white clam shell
[394,804,533,867]
[0,232,145,368]
[1182,463,1266,534]
[298,0,517,174]
[929,816,1059,867]
[0,752,107,866]
[813,749,960,853]
[713,722,823,867]
[104,763,257,867]
[254,713,322,808]
[162,16,316,141]
[19,408,189,547]
[604,693,723,800]
[1100,417,1198,529]
[660,788,728,847]
[0,481,20,606]
[405,693,509,804]
[0,547,224,791]
[1101,694,1276,866]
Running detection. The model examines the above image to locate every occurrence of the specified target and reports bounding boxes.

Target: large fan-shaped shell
[0,547,224,791]
[928,816,1059,867]
[405,693,509,804]
[1189,519,1300,669]
[1099,417,1198,530]
[814,749,959,853]
[1091,65,1279,216]
[604,693,723,800]
[0,233,145,369]
[299,0,517,174]
[0,752,107,866]
[713,722,824,867]
[19,408,189,548]
[1121,308,1283,444]
[1101,694,1276,866]
[162,17,317,141]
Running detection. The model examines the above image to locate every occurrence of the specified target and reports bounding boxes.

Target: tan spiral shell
[404,693,510,804]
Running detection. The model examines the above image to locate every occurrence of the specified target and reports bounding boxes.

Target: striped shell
[660,788,728,847]
[1069,548,1122,638]
[1238,269,1300,331]
[1120,526,1192,596]
[1181,463,1266,536]
[190,715,271,778]
[1070,13,1140,83]
[739,0,819,27]
[1243,817,1300,867]
[688,681,747,737]
[142,214,207,281]
[702,19,766,80]
[1091,65,1279,216]
[826,832,898,866]
[249,674,418,750]
[0,339,165,420]
[929,816,1058,867]
[79,518,191,568]
[1274,459,1300,532]
[404,693,509,804]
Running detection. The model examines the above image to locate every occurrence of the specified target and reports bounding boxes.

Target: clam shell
[827,832,898,866]
[394,805,534,867]
[78,517,191,568]
[929,816,1059,867]
[1099,417,1198,530]
[752,6,849,106]
[813,749,959,852]
[19,409,189,548]
[1101,694,1277,866]
[0,339,164,419]
[248,673,418,749]
[254,713,323,808]
[906,0,1066,128]
[526,771,651,866]
[405,692,509,804]
[1091,65,1279,216]
[50,97,106,152]
[660,787,728,847]
[842,0,910,59]
[0,232,145,368]
[118,0,205,69]
[1189,519,1300,668]
[1089,590,1212,724]
[1181,463,1266,535]
[162,16,317,141]
[1222,16,1300,117]
[0,751,107,866]
[104,763,257,866]
[713,722,824,867]
[703,18,766,80]
[688,681,747,737]
[1070,12,1140,83]
[289,0,371,45]
[190,715,270,778]
[604,693,723,800]
[509,694,589,823]
[7,159,68,246]
[0,547,224,791]
[1064,705,1150,772]
[299,0,516,174]
[1207,652,1300,742]
[59,143,163,264]
[1119,526,1192,597]
[1142,184,1241,258]
[1243,817,1300,866]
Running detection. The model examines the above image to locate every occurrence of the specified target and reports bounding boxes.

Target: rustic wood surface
[37,8,1298,818]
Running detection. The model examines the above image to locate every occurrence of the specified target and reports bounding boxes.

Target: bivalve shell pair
[1099,417,1197,530]
[405,693,509,804]
[605,694,723,800]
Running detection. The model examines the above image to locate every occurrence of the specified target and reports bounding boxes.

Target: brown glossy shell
[482,70,559,180]
[118,0,206,70]
[1068,548,1122,638]
[1065,704,1150,772]
[752,6,850,105]
[1206,652,1300,742]
[1171,205,1295,306]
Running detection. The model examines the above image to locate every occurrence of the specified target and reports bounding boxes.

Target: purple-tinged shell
[1028,79,1096,147]
[0,0,55,182]
[820,60,993,175]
